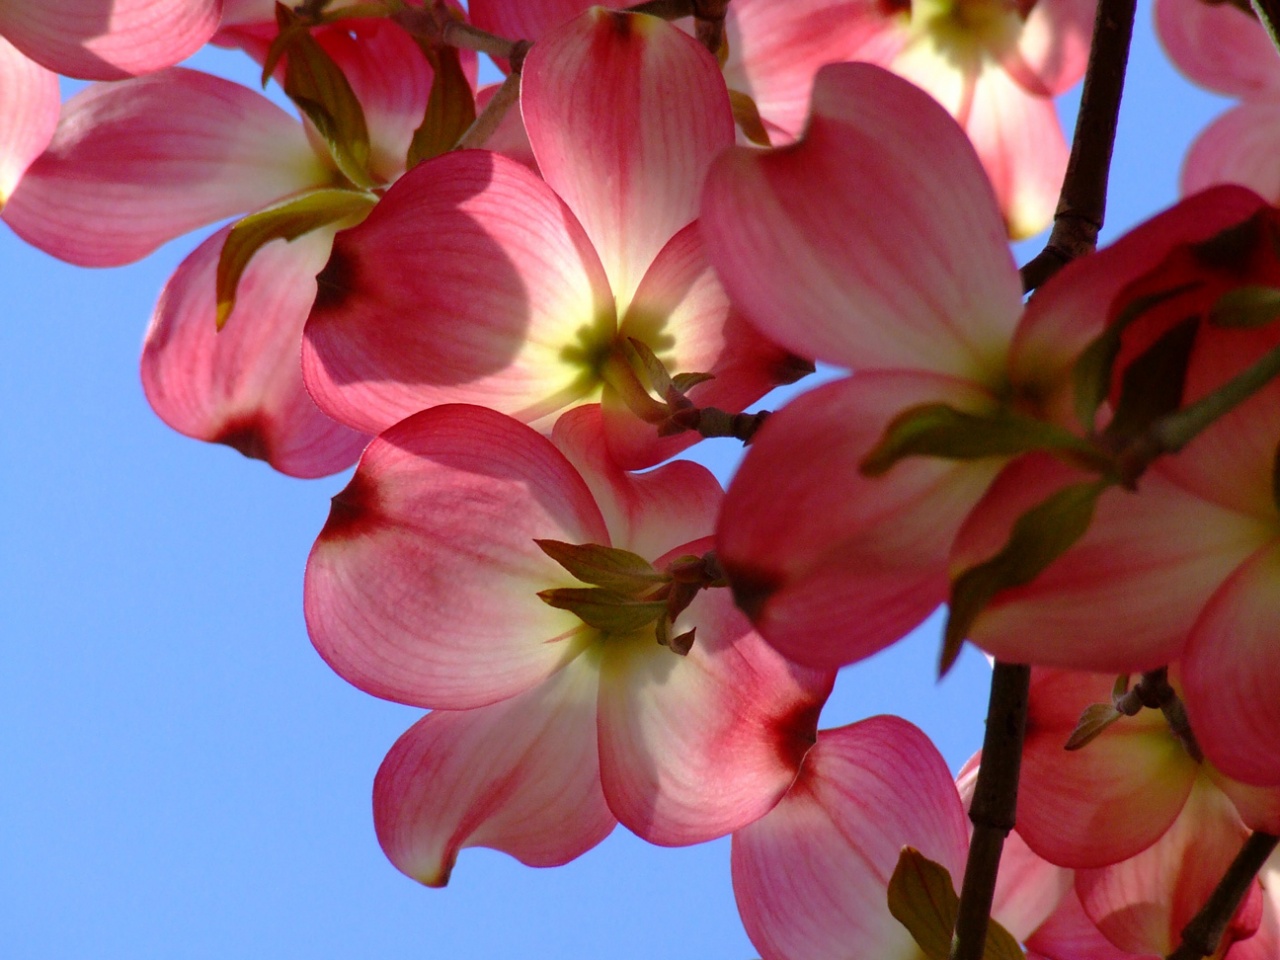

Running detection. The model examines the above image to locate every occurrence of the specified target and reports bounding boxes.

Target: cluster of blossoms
[6,0,1280,958]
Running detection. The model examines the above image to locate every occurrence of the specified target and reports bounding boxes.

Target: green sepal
[1209,286,1280,329]
[625,338,674,396]
[1071,283,1199,431]
[670,371,716,394]
[941,479,1108,675]
[534,540,666,593]
[216,187,376,329]
[728,90,771,146]
[1102,315,1198,447]
[406,39,477,169]
[859,402,1102,477]
[1064,702,1123,750]
[536,587,666,634]
[887,848,1025,960]
[273,3,375,188]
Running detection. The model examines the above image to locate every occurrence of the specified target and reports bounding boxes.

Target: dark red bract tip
[313,242,357,314]
[214,418,271,463]
[726,562,781,625]
[319,472,381,543]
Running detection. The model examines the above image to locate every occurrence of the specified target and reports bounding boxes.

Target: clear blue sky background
[0,5,1234,957]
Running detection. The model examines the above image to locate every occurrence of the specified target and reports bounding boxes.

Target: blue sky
[0,6,1233,957]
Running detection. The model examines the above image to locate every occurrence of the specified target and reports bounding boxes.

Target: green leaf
[1064,702,1123,750]
[942,480,1108,675]
[406,40,477,169]
[728,89,771,146]
[624,338,674,396]
[536,587,666,634]
[1071,283,1200,431]
[859,403,1102,477]
[1103,315,1199,447]
[275,4,375,188]
[670,371,716,394]
[887,849,1025,960]
[216,188,376,329]
[534,540,666,593]
[1209,286,1280,328]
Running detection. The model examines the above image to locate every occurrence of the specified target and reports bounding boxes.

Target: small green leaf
[728,90,771,146]
[1064,702,1123,750]
[942,480,1108,675]
[1209,286,1280,328]
[1103,316,1199,446]
[216,188,376,329]
[1071,283,1200,431]
[887,849,1025,960]
[534,540,666,593]
[275,4,375,188]
[536,587,666,633]
[860,403,1102,477]
[406,40,477,168]
[670,371,716,394]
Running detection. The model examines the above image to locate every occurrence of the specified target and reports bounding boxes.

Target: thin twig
[950,662,1031,960]
[1167,832,1279,960]
[1019,0,1138,292]
[456,70,522,150]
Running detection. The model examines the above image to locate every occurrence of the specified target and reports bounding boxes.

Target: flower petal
[374,656,614,887]
[0,37,58,208]
[1025,887,1152,960]
[1017,670,1196,869]
[1013,0,1094,95]
[597,582,832,845]
[522,8,734,310]
[0,0,220,79]
[301,149,615,435]
[1155,0,1280,98]
[1182,103,1280,203]
[702,62,1022,383]
[3,68,329,266]
[718,372,1002,669]
[732,716,969,960]
[1076,778,1258,957]
[963,65,1066,240]
[1183,542,1280,787]
[304,405,610,709]
[551,404,724,561]
[141,225,367,479]
[723,0,903,140]
[469,0,592,43]
[1009,185,1269,423]
[959,453,1268,671]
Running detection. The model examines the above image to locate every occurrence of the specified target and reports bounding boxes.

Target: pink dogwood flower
[0,37,58,209]
[2,18,466,476]
[1156,0,1280,201]
[700,61,1264,671]
[302,8,801,471]
[953,204,1280,786]
[305,403,833,885]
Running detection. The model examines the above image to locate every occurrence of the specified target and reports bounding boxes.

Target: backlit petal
[0,38,58,208]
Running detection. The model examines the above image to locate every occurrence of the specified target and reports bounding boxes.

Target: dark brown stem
[1019,0,1137,292]
[626,0,696,16]
[667,406,771,443]
[950,662,1031,960]
[1167,832,1279,960]
[1112,668,1203,762]
[693,0,730,54]
[393,3,529,65]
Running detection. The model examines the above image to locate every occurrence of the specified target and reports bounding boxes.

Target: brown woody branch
[1019,0,1138,292]
[950,662,1031,960]
[1167,831,1279,960]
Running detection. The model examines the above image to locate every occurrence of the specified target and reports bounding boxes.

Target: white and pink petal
[702,63,1022,383]
[0,37,58,208]
[3,68,330,266]
[374,656,614,887]
[522,9,734,311]
[141,225,367,479]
